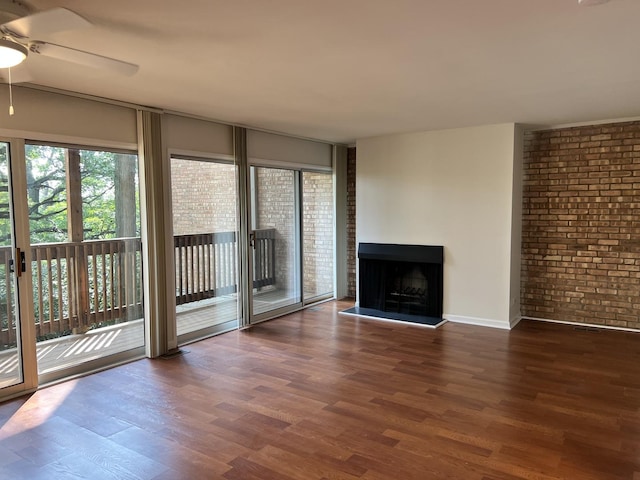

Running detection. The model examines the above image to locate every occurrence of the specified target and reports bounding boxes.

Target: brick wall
[255,168,296,293]
[521,121,640,329]
[302,171,334,298]
[347,147,357,298]
[171,159,237,235]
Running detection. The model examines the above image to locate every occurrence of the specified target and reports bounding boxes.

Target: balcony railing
[0,228,276,346]
[174,228,276,303]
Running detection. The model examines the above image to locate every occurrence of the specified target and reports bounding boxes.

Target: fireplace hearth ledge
[340,306,447,328]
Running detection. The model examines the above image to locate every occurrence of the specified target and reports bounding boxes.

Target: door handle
[249,231,255,248]
[15,248,25,277]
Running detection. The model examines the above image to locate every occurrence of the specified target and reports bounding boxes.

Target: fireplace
[347,243,444,326]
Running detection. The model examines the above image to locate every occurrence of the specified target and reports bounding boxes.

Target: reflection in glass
[0,142,22,389]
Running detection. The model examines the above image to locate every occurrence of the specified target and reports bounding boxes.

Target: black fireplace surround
[356,243,444,325]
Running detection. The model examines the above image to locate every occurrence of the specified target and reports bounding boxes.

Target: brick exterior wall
[302,171,334,298]
[254,168,296,293]
[347,147,357,298]
[171,159,237,235]
[521,121,640,329]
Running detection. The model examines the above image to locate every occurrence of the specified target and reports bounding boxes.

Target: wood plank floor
[1,299,640,479]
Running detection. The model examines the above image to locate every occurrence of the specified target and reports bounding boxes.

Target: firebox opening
[386,264,429,316]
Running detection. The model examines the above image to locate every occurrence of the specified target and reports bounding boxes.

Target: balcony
[0,229,276,379]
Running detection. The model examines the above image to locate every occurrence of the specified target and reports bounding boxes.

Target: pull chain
[8,67,14,116]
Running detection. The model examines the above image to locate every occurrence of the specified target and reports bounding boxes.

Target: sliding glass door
[302,171,334,303]
[171,156,239,341]
[26,144,145,383]
[249,166,302,320]
[246,166,335,322]
[1,137,147,398]
[0,141,29,391]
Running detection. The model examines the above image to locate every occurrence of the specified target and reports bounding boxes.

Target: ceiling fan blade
[31,42,139,76]
[1,8,91,39]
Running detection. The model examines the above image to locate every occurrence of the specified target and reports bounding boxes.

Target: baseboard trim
[445,314,511,330]
[510,315,522,329]
[524,316,640,334]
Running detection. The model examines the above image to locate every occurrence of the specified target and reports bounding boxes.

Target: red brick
[522,121,640,329]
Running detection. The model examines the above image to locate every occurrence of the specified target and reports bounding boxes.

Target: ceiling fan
[0,0,138,77]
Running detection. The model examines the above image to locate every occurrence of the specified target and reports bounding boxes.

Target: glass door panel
[25,144,145,381]
[302,171,334,302]
[0,142,23,390]
[250,166,301,318]
[171,157,239,341]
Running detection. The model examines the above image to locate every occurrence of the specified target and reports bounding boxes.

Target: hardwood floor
[1,299,639,479]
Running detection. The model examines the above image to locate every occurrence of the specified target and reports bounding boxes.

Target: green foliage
[0,144,140,247]
[25,145,140,244]
[26,145,68,244]
[81,150,118,239]
[0,145,15,332]
[0,143,13,247]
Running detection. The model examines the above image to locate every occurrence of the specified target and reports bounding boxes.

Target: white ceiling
[9,0,640,144]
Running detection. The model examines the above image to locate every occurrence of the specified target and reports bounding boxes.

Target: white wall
[356,123,518,328]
